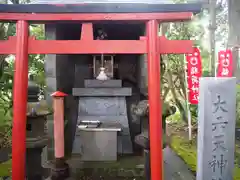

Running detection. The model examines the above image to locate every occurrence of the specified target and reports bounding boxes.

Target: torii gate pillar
[147,20,163,180]
[12,20,29,180]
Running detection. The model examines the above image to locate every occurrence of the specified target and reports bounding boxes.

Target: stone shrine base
[50,147,195,180]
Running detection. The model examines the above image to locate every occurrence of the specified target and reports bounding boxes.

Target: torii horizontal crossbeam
[0,12,193,22]
[0,3,202,14]
[0,36,193,54]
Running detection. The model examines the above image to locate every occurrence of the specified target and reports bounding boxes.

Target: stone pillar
[44,23,82,160]
[197,77,236,180]
[44,23,58,161]
[138,25,148,96]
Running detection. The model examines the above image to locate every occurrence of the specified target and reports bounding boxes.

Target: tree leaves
[0,1,45,132]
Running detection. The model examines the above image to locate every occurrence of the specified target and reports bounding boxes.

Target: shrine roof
[0,1,203,14]
[30,0,204,4]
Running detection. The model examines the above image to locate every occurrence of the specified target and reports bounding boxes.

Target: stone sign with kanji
[196,77,236,180]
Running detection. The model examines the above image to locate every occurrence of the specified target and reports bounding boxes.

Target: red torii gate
[0,9,196,180]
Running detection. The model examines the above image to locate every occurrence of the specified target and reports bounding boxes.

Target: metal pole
[184,57,192,141]
[12,20,29,180]
[147,20,163,180]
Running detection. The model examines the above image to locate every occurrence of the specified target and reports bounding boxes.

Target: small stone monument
[197,77,236,180]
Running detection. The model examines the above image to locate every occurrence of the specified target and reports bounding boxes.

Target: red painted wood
[12,20,29,180]
[3,10,195,180]
[30,40,146,54]
[51,91,68,97]
[159,36,193,54]
[0,36,15,54]
[53,97,65,158]
[147,20,162,180]
[81,23,94,40]
[0,36,193,54]
[0,12,193,21]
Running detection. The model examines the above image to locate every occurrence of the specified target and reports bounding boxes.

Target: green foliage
[167,111,186,127]
[29,25,45,89]
[0,159,11,177]
[236,85,240,128]
[0,21,45,147]
[163,16,208,123]
[164,1,228,124]
[0,24,13,132]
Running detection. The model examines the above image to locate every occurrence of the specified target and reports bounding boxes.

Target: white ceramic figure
[96,67,108,81]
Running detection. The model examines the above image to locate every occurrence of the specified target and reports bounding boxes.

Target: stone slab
[75,116,132,153]
[164,147,195,180]
[84,79,122,88]
[72,130,118,161]
[72,88,132,96]
[78,97,127,116]
[197,77,236,180]
[75,95,133,154]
